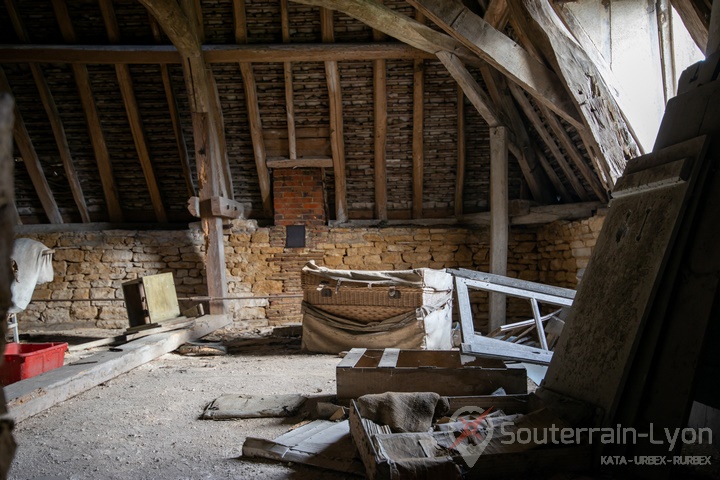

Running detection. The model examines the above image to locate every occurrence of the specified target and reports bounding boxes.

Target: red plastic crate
[1,342,68,386]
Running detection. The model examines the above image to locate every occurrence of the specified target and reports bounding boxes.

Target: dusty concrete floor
[7,333,357,480]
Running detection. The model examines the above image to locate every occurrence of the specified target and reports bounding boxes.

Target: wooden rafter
[509,83,589,202]
[280,0,297,161]
[0,68,62,224]
[533,144,572,203]
[412,11,425,219]
[454,86,465,218]
[483,0,510,29]
[149,16,196,198]
[321,7,348,223]
[51,0,123,222]
[5,0,90,222]
[99,0,167,223]
[0,43,433,64]
[234,0,272,218]
[407,0,584,129]
[507,0,641,183]
[489,125,508,331]
[671,0,710,53]
[373,5,387,221]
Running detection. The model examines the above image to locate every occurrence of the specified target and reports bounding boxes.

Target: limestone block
[73,288,90,300]
[363,254,382,264]
[42,308,70,323]
[322,255,344,267]
[71,304,99,320]
[53,249,85,263]
[571,247,592,258]
[98,306,129,320]
[401,252,431,264]
[91,288,115,299]
[251,230,270,244]
[252,280,283,294]
[102,250,133,262]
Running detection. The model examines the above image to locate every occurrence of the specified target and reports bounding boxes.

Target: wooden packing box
[336,348,527,400]
[349,394,594,480]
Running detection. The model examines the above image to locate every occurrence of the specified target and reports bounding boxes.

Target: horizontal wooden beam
[0,43,433,64]
[187,196,250,219]
[266,156,333,168]
[462,201,605,226]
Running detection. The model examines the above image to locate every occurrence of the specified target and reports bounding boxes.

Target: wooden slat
[378,348,400,368]
[407,0,584,129]
[508,0,641,183]
[99,0,167,222]
[5,315,230,423]
[412,55,424,219]
[509,83,590,201]
[5,0,90,222]
[0,69,62,224]
[489,126,508,332]
[233,0,247,44]
[374,58,387,221]
[0,43,434,64]
[454,86,465,218]
[336,348,367,368]
[321,8,348,223]
[149,16,196,198]
[51,0,123,222]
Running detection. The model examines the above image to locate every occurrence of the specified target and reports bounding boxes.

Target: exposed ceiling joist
[408,0,584,130]
[6,0,90,222]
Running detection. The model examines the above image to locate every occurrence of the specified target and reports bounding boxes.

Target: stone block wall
[15,212,606,333]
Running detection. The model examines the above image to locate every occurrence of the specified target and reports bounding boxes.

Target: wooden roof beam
[509,82,590,202]
[280,0,297,161]
[507,0,641,184]
[0,68,62,223]
[5,0,90,222]
[99,0,167,223]
[51,0,123,222]
[234,0,272,218]
[407,0,584,129]
[0,43,434,64]
[321,7,348,223]
[671,0,710,54]
[149,16,196,198]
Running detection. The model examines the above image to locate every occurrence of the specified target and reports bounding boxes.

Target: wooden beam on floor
[509,83,590,201]
[5,0,90,223]
[51,0,123,223]
[5,315,230,423]
[0,43,434,64]
[455,86,465,218]
[407,0,584,130]
[0,69,62,224]
[321,7,348,223]
[149,16,196,198]
[489,126,508,332]
[508,0,641,184]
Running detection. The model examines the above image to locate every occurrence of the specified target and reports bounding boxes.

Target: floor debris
[202,393,307,420]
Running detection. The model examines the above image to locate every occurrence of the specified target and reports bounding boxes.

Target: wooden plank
[408,0,584,129]
[509,83,590,201]
[436,52,501,127]
[489,126,508,332]
[374,58,387,221]
[51,0,123,222]
[454,86,465,218]
[5,0,90,222]
[0,43,434,64]
[671,0,709,54]
[5,315,230,423]
[377,348,400,368]
[508,0,641,184]
[0,69,62,224]
[266,157,333,168]
[412,55,424,219]
[149,17,196,198]
[295,0,481,65]
[239,63,273,218]
[321,9,347,223]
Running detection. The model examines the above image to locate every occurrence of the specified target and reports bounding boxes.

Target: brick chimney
[272,168,326,226]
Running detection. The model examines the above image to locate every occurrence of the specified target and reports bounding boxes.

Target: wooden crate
[349,394,594,480]
[336,348,527,400]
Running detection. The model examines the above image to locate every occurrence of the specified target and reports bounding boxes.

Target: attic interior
[0,0,719,478]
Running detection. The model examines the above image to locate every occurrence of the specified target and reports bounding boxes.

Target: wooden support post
[657,0,677,103]
[489,126,508,332]
[373,58,387,221]
[281,0,297,161]
[454,86,465,218]
[412,50,424,219]
[321,7,348,223]
[51,0,123,223]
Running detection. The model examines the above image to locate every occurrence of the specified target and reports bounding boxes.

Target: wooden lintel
[0,43,434,64]
[52,0,123,222]
[455,86,465,218]
[374,58,388,221]
[188,196,249,219]
[266,157,333,168]
[412,56,423,219]
[0,69,62,224]
[408,0,584,129]
[509,83,590,201]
